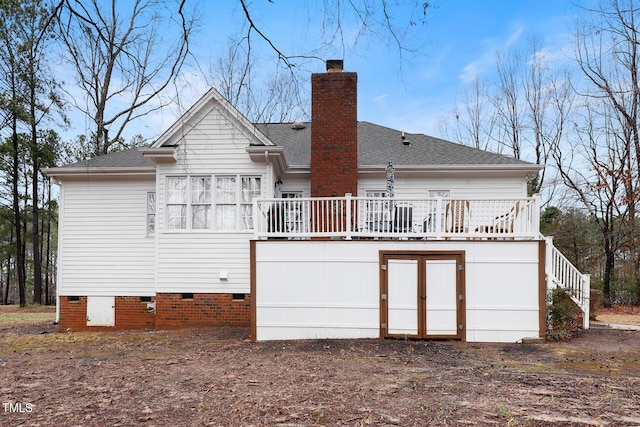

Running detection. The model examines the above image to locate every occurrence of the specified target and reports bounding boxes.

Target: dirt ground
[1,307,640,426]
[595,304,640,326]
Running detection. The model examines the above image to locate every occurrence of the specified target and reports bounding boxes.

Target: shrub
[590,289,603,320]
[547,287,582,341]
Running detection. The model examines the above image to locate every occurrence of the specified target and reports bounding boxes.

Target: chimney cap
[326,59,344,73]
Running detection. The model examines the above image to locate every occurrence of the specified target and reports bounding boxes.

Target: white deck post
[435,197,443,239]
[345,193,352,240]
[532,194,541,236]
[253,200,260,239]
[545,235,554,288]
[583,274,591,330]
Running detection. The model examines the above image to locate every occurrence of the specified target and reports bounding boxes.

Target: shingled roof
[254,121,532,168]
[59,147,154,169]
[51,121,535,171]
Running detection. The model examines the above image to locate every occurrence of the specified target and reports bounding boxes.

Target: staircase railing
[545,236,591,329]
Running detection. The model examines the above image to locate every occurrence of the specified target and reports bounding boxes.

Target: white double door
[382,253,465,340]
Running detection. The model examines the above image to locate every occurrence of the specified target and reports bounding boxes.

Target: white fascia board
[358,163,544,178]
[139,147,177,164]
[246,146,287,172]
[42,166,156,180]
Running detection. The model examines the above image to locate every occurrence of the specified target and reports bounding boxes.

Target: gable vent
[291,121,306,130]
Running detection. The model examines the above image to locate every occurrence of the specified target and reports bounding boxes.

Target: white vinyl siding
[154,99,270,293]
[57,177,156,296]
[359,175,527,199]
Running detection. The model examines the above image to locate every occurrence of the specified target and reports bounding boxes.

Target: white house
[45,60,590,342]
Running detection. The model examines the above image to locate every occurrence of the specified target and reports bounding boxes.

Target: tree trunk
[12,124,26,307]
[44,179,52,305]
[31,110,42,305]
[3,257,10,305]
[603,238,615,309]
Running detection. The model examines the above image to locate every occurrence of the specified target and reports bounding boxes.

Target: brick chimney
[310,60,358,197]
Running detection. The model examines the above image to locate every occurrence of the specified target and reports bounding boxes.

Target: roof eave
[139,147,177,164]
[43,166,156,180]
[246,146,288,171]
[359,163,544,180]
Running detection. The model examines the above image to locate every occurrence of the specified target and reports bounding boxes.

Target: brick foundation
[57,293,250,331]
[155,293,251,329]
[58,296,88,331]
[115,296,156,330]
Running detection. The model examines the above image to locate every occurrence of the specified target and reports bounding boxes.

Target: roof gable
[152,87,274,148]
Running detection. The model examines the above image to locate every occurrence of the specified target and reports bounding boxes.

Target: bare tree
[574,0,640,305]
[523,38,573,195]
[493,48,525,160]
[212,0,432,121]
[443,37,572,199]
[236,0,431,69]
[441,76,497,152]
[212,41,309,123]
[58,0,193,156]
[553,104,629,307]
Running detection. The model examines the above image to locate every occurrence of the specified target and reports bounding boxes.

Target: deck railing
[545,236,591,329]
[253,194,591,329]
[253,194,541,240]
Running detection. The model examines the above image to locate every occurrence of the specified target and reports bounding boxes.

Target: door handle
[420,295,426,300]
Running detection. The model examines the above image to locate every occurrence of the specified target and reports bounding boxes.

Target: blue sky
[100,1,585,143]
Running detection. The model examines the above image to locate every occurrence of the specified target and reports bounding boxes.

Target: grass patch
[0,304,55,324]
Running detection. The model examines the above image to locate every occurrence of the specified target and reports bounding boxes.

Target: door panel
[382,252,465,340]
[425,259,458,336]
[86,296,115,326]
[387,259,419,336]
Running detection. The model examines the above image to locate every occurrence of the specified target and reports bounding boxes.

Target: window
[429,190,450,198]
[191,177,211,229]
[167,177,187,229]
[147,192,156,234]
[215,177,237,230]
[166,175,262,231]
[281,192,303,233]
[241,177,261,230]
[365,190,391,232]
